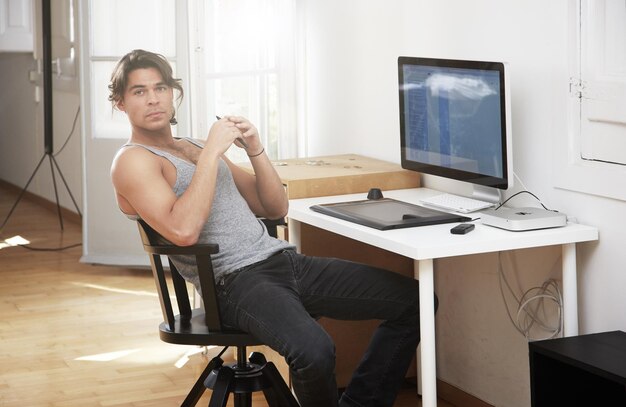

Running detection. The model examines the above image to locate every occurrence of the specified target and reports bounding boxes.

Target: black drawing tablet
[310,198,470,230]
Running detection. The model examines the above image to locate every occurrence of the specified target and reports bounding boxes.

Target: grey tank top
[121,138,293,292]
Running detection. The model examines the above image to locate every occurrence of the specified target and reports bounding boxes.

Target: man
[110,49,429,407]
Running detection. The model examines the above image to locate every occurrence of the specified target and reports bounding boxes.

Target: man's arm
[111,146,221,246]
[111,120,244,246]
[225,116,289,220]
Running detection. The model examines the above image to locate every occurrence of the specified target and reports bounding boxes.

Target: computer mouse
[367,188,384,200]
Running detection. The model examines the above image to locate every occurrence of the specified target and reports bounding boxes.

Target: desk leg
[416,258,437,407]
[288,218,302,252]
[562,243,579,337]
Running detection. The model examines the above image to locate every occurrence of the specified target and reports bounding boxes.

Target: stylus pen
[215,115,248,149]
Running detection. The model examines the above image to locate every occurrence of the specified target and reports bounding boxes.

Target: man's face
[116,67,174,133]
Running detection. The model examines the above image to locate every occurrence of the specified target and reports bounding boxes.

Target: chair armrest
[260,217,286,238]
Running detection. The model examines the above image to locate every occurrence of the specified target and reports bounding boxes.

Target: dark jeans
[216,249,429,407]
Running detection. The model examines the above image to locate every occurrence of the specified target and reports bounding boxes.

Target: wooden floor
[0,183,455,407]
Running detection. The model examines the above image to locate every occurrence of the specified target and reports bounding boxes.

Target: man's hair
[108,49,183,107]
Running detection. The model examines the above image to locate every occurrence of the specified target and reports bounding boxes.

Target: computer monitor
[398,56,513,203]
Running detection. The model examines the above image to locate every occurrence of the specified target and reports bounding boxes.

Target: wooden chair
[137,219,299,407]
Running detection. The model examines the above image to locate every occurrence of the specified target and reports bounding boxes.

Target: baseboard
[403,376,493,406]
[437,379,494,407]
[80,254,150,268]
[0,179,81,225]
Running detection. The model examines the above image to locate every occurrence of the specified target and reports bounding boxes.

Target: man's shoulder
[111,144,162,177]
[113,144,157,164]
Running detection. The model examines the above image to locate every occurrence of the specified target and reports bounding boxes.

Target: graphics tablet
[310,198,470,230]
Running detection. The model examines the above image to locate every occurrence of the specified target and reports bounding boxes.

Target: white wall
[302,1,623,406]
[0,53,39,187]
[0,55,82,216]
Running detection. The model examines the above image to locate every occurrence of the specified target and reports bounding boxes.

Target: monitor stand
[471,184,503,205]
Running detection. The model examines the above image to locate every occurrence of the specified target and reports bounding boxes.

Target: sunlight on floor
[0,235,30,249]
[72,281,158,297]
[73,344,218,368]
[75,348,141,362]
[175,346,216,368]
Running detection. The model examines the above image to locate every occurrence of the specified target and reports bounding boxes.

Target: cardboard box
[240,154,420,198]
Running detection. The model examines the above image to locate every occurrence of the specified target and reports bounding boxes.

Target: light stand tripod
[1,150,82,232]
[0,0,81,233]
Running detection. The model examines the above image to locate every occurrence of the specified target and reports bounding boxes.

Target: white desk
[287,188,598,407]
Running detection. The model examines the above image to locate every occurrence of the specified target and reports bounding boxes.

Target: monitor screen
[398,57,512,192]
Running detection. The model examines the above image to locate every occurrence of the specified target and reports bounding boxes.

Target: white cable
[498,251,564,341]
[516,293,562,341]
[513,171,529,193]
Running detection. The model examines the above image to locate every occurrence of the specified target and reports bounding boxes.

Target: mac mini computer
[480,206,567,231]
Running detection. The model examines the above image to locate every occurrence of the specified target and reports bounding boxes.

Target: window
[86,0,182,140]
[188,0,299,161]
[86,0,299,161]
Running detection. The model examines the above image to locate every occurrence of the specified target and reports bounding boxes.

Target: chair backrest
[137,218,285,333]
[136,220,222,331]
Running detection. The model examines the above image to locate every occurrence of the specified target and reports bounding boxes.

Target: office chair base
[204,359,267,394]
[203,351,300,407]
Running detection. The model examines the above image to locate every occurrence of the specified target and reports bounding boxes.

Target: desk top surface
[287,188,599,260]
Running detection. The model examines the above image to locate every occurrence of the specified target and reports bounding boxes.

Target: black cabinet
[529,331,626,406]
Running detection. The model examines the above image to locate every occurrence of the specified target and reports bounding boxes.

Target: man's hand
[226,116,264,156]
[220,115,287,220]
[206,116,250,156]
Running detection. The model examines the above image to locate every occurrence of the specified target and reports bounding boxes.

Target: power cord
[468,189,554,223]
[493,173,564,340]
[19,242,82,251]
[495,190,559,212]
[504,172,560,212]
[53,106,80,158]
[497,251,563,341]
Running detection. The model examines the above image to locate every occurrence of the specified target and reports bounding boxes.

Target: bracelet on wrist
[247,147,264,158]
